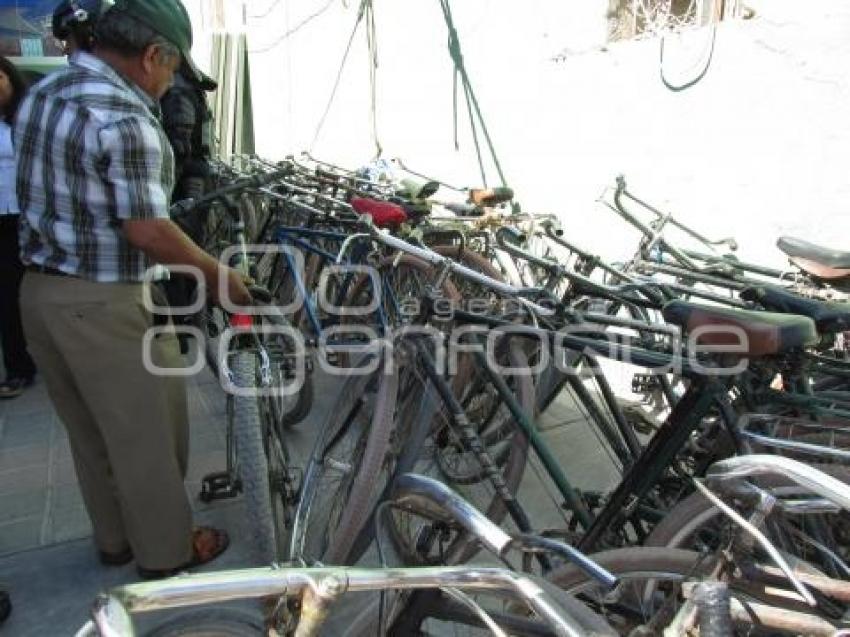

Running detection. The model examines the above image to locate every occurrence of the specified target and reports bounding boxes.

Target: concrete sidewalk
[0,370,262,636]
[0,358,616,635]
[0,372,232,556]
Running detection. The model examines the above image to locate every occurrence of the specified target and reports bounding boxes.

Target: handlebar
[389,474,618,590]
[611,176,739,269]
[80,564,589,637]
[170,165,294,217]
[365,220,554,317]
[390,473,512,555]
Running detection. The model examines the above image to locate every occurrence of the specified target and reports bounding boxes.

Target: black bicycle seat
[741,285,850,334]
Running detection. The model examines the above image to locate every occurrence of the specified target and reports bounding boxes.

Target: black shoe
[0,377,34,400]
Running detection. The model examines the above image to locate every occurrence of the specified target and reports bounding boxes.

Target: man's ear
[140,43,159,74]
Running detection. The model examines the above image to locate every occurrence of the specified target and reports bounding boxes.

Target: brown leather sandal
[137,526,230,580]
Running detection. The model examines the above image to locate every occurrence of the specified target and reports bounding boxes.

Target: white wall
[191,0,850,269]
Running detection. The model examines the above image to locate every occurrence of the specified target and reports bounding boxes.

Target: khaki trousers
[20,272,193,569]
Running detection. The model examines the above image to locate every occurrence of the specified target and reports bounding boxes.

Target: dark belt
[26,263,71,277]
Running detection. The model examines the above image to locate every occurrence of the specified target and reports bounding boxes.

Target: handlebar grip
[541,218,564,237]
[248,285,273,304]
[444,202,480,216]
[495,226,527,246]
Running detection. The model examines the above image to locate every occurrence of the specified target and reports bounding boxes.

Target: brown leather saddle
[777,236,850,281]
[663,300,818,357]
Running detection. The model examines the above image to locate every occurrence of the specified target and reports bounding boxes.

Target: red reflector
[231,313,253,329]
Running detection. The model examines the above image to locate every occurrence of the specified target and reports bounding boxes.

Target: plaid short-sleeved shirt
[15,52,174,282]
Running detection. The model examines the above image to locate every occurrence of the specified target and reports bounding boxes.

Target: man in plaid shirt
[15,0,249,578]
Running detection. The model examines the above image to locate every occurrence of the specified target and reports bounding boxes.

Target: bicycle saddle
[777,236,850,280]
[741,285,850,334]
[663,300,818,357]
[350,196,408,228]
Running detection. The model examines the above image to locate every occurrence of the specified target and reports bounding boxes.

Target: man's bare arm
[123,218,252,305]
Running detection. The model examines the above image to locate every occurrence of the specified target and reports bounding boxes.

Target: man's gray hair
[94,6,181,59]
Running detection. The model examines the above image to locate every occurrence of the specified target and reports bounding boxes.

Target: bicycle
[74,474,617,637]
[547,455,850,635]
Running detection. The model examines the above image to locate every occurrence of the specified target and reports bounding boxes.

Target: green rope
[439,0,509,190]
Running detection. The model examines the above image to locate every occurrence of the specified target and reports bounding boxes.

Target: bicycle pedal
[199,471,242,502]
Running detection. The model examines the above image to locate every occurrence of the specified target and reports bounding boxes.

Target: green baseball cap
[110,0,209,86]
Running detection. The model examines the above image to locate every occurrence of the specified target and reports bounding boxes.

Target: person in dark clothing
[159,64,217,338]
[161,63,216,245]
[0,56,36,399]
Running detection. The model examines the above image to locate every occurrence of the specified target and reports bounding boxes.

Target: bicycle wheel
[348,579,616,637]
[644,464,850,576]
[385,338,532,566]
[252,250,315,429]
[259,312,314,429]
[252,321,304,559]
[546,547,712,634]
[144,609,263,636]
[228,350,277,564]
[290,355,399,565]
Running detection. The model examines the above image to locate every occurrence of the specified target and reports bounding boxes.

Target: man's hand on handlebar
[209,267,254,307]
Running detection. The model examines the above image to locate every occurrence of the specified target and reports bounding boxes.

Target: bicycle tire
[644,463,850,551]
[544,545,843,634]
[291,357,399,565]
[386,339,533,566]
[431,244,502,295]
[229,350,277,564]
[546,547,712,634]
[280,367,313,428]
[251,243,316,429]
[144,609,263,637]
[341,252,472,396]
[347,577,616,637]
[259,309,314,429]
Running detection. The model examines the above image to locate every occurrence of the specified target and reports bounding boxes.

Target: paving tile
[54,439,74,461]
[186,451,227,483]
[0,417,52,449]
[0,465,48,496]
[53,458,79,485]
[49,506,92,544]
[0,516,43,554]
[50,483,85,514]
[1,388,54,419]
[0,488,47,523]
[189,431,226,454]
[0,444,49,472]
